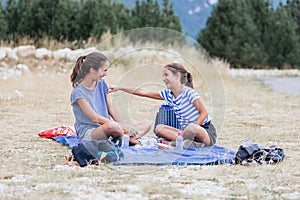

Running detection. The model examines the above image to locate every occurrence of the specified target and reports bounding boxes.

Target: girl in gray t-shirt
[70,52,124,141]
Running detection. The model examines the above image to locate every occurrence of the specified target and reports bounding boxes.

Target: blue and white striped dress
[159,86,211,129]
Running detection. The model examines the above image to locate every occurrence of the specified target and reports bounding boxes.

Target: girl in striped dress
[110,63,217,147]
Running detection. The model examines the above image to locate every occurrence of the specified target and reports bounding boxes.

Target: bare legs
[155,124,178,141]
[133,120,152,139]
[91,121,124,140]
[128,120,151,145]
[91,120,151,146]
[183,123,211,146]
[155,123,211,146]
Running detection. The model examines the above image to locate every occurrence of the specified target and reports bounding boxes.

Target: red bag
[38,125,76,138]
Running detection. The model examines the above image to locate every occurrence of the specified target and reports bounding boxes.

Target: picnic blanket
[39,126,284,166]
[52,135,235,165]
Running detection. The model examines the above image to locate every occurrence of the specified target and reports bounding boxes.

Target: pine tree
[287,0,300,35]
[161,0,181,32]
[77,0,101,40]
[198,0,281,68]
[0,3,8,40]
[4,0,19,40]
[51,0,79,41]
[111,1,131,33]
[130,0,181,30]
[16,0,35,37]
[95,0,130,36]
[268,3,300,68]
[31,0,60,37]
[285,0,300,68]
[129,0,182,43]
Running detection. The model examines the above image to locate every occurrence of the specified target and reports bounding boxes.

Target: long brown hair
[70,52,108,87]
[164,63,194,88]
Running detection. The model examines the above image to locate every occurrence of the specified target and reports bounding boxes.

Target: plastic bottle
[121,134,130,147]
[140,137,157,148]
[148,138,158,148]
[175,131,183,151]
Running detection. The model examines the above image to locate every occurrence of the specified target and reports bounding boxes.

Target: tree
[51,0,79,41]
[74,0,130,40]
[287,0,300,35]
[110,1,131,33]
[130,0,181,30]
[268,3,300,68]
[73,0,99,40]
[4,0,19,40]
[198,0,270,68]
[91,0,129,38]
[31,0,60,37]
[129,0,182,43]
[16,0,35,37]
[161,0,181,32]
[1,0,183,48]
[285,0,300,68]
[0,3,8,40]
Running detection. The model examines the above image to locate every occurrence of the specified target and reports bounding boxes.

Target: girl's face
[162,67,180,89]
[93,62,109,82]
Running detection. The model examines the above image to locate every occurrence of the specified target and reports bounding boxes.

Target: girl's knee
[183,124,201,140]
[185,123,198,131]
[106,121,123,136]
[106,121,118,129]
[183,130,196,140]
[154,124,164,134]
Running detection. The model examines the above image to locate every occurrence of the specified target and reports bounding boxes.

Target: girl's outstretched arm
[110,85,163,100]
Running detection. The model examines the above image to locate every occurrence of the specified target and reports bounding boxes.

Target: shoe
[183,140,205,148]
[100,147,124,164]
[111,137,122,147]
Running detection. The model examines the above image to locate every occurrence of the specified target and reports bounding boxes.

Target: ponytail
[70,56,86,87]
[186,72,194,88]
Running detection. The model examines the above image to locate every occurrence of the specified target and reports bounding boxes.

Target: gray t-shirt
[70,83,100,139]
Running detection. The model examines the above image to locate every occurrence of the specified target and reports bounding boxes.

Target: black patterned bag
[235,140,285,165]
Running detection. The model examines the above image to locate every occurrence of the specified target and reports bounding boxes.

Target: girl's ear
[175,71,181,79]
[90,68,95,73]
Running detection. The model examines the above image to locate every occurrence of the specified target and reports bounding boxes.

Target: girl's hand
[108,85,118,93]
[119,123,139,138]
[127,127,139,137]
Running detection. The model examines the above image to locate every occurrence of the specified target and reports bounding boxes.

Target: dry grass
[0,32,112,50]
[0,59,299,200]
